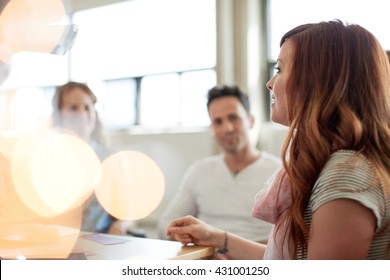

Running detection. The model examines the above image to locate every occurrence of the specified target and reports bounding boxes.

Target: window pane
[268,0,390,60]
[0,52,69,89]
[140,74,180,127]
[181,70,216,126]
[71,0,216,80]
[14,87,53,132]
[100,79,137,130]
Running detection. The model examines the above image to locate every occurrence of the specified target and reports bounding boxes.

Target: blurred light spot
[10,130,101,217]
[0,0,66,61]
[1,151,82,259]
[0,209,82,259]
[0,135,17,160]
[96,151,165,220]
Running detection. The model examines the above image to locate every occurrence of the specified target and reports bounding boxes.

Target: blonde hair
[52,81,107,145]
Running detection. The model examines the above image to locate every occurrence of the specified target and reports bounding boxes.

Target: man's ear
[248,114,255,129]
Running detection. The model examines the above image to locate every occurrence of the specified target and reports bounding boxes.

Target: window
[0,0,216,133]
[268,0,390,61]
[139,70,216,127]
[180,70,216,127]
[71,0,216,129]
[97,78,137,130]
[0,86,55,133]
[265,0,390,118]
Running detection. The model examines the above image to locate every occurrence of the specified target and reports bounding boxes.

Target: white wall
[69,0,125,11]
[258,122,289,158]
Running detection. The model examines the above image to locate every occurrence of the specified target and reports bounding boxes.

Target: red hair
[276,20,390,258]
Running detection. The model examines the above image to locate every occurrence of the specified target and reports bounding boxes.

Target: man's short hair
[207,85,250,112]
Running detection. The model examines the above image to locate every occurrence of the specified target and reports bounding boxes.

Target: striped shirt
[297,150,390,259]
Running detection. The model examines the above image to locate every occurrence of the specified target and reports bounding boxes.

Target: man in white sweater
[158,85,280,243]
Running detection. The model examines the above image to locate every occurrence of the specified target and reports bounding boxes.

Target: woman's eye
[274,65,281,74]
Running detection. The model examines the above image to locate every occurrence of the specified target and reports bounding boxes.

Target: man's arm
[157,165,199,239]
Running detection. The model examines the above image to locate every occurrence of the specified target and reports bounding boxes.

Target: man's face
[208,96,253,154]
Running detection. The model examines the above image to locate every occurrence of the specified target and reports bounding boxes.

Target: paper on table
[82,233,130,245]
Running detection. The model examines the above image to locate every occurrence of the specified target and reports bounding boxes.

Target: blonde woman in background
[53,82,136,235]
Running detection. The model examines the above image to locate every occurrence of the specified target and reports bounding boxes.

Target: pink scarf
[252,166,292,259]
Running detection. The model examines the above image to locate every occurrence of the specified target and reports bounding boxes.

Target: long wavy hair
[276,20,390,258]
[52,81,107,146]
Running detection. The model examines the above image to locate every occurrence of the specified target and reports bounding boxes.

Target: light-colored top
[298,150,390,259]
[81,142,117,233]
[81,196,113,233]
[91,141,116,162]
[158,152,281,242]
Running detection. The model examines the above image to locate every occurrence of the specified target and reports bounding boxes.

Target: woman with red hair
[167,20,390,260]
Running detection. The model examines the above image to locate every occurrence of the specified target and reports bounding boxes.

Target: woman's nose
[266,79,273,91]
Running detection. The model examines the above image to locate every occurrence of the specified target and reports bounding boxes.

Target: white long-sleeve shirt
[158,151,281,242]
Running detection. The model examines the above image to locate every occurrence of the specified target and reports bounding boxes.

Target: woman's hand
[166,215,224,248]
[167,215,267,260]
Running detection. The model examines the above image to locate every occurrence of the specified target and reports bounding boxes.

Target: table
[73,232,214,260]
[0,230,214,260]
